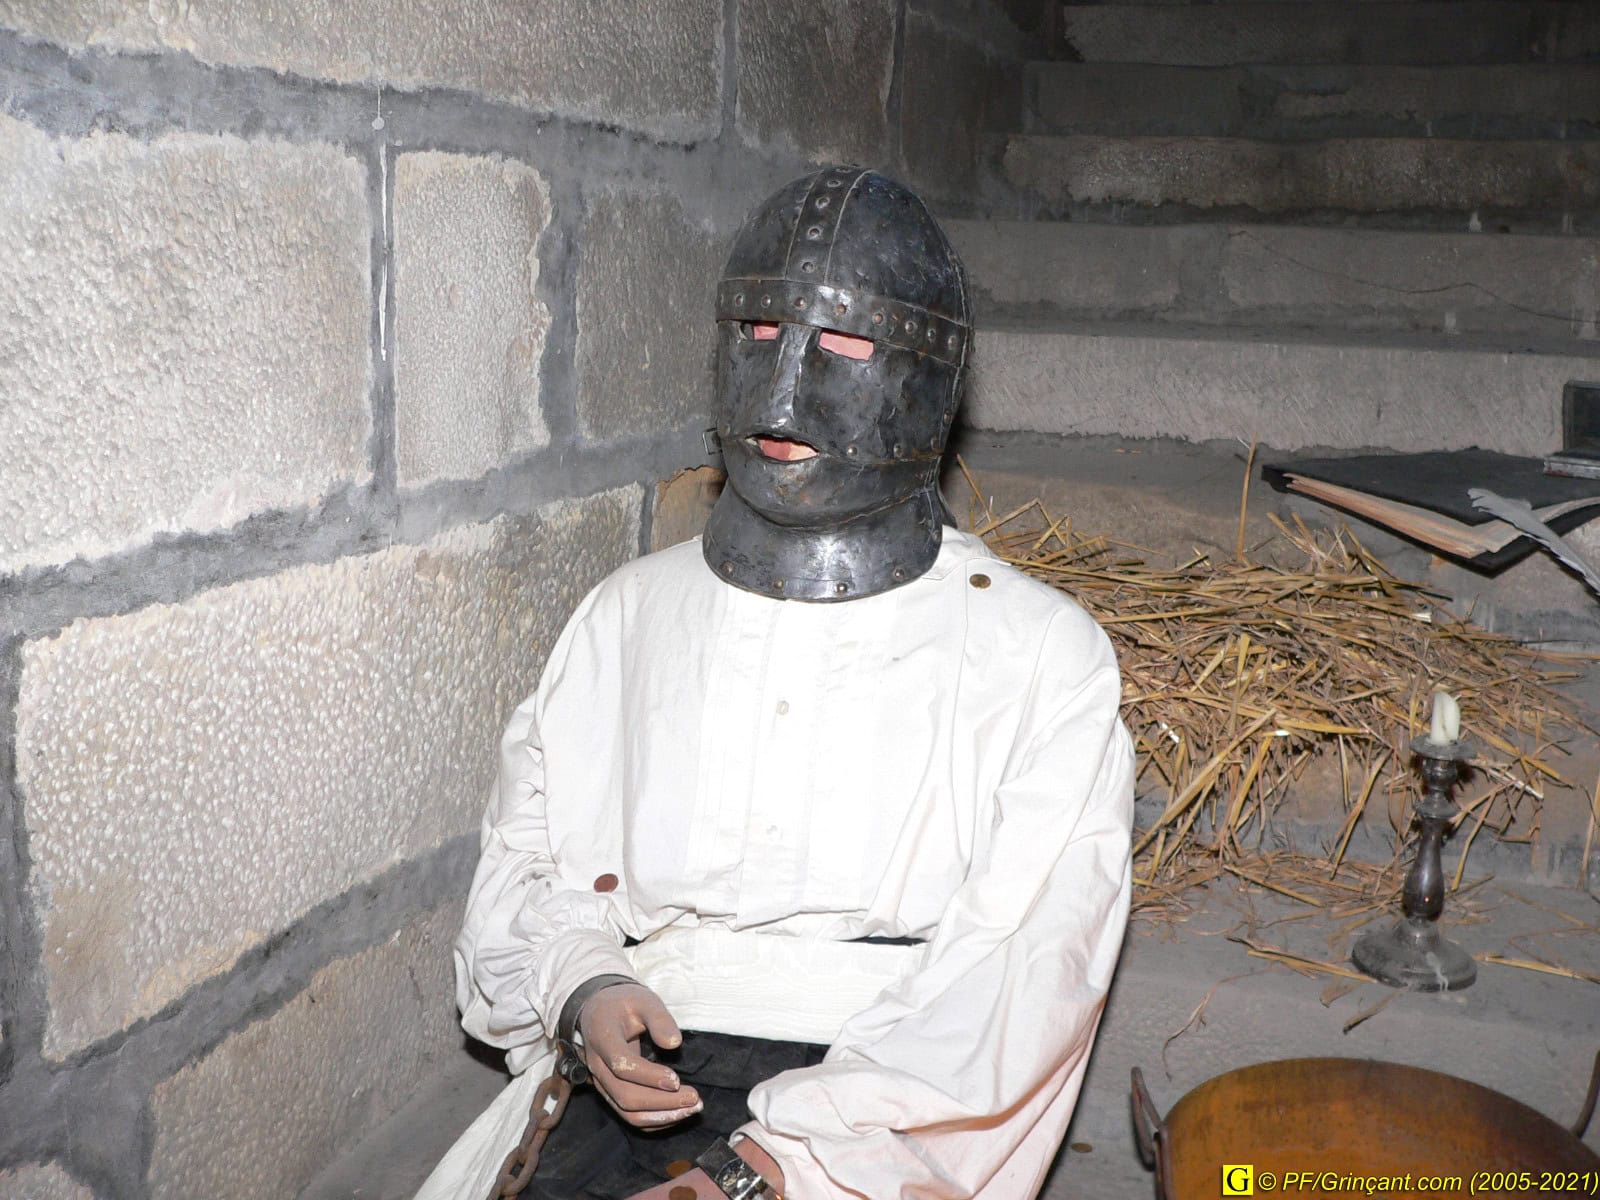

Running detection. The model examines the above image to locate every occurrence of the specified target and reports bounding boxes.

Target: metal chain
[489,1069,572,1200]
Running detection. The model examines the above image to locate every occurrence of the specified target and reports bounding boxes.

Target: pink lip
[754,436,819,462]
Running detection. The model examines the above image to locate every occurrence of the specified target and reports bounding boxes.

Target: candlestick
[1352,728,1477,992]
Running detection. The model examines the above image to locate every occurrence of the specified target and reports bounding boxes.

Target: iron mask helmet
[702,166,972,602]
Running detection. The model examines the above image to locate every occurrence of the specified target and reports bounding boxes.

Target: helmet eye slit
[739,320,870,359]
[817,328,874,361]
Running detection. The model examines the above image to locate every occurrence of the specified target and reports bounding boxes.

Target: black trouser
[519,1032,827,1200]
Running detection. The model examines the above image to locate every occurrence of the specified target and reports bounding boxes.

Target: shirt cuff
[537,928,638,1034]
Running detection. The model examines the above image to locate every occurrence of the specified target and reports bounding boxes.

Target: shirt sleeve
[741,610,1136,1198]
[453,587,638,1074]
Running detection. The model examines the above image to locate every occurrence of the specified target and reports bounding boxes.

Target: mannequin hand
[579,983,702,1126]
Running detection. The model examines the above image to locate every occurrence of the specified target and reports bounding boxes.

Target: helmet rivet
[774,579,785,591]
[826,177,843,188]
[835,582,849,595]
[795,297,807,309]
[845,444,858,457]
[734,292,744,305]
[926,328,935,341]
[834,303,847,315]
[892,567,907,581]
[801,260,815,272]
[761,295,771,307]
[904,320,917,334]
[892,442,903,456]
[721,562,735,575]
[871,312,884,325]
[947,334,958,350]
[816,196,830,210]
[807,226,822,239]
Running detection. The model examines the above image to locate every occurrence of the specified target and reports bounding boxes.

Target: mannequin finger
[589,1057,702,1124]
[604,1097,703,1130]
[584,1021,680,1090]
[633,993,684,1051]
[587,1038,688,1093]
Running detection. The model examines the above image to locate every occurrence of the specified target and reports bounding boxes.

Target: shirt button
[776,700,790,715]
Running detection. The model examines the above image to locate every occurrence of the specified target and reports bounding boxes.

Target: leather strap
[695,1137,777,1200]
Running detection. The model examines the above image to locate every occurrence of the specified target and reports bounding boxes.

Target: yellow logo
[1222,1165,1254,1195]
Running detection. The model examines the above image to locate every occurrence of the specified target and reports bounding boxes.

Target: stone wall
[0,2,1037,1194]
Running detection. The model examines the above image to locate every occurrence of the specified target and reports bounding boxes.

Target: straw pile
[960,465,1595,908]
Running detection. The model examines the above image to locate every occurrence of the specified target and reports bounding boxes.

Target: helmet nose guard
[704,167,972,603]
[761,323,810,434]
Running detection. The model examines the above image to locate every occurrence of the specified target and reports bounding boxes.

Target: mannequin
[416,167,1134,1200]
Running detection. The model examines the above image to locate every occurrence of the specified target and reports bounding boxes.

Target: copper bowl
[1132,1056,1600,1199]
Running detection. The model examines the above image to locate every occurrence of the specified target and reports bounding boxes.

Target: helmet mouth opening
[749,434,820,462]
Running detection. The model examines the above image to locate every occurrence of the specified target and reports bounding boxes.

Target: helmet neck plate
[702,484,942,602]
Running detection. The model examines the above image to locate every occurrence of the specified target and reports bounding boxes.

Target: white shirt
[454,529,1134,1199]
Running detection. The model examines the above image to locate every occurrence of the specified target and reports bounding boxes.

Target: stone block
[0,116,370,575]
[1218,227,1600,341]
[395,152,552,487]
[149,902,462,1200]
[1029,63,1600,142]
[951,219,1600,342]
[17,487,640,1058]
[1427,527,1600,644]
[737,0,895,164]
[948,219,1189,316]
[652,466,724,552]
[1267,64,1600,137]
[575,191,724,441]
[967,325,1596,456]
[1001,133,1600,217]
[0,1,722,142]
[901,12,1023,204]
[1030,63,1248,137]
[1057,3,1600,68]
[0,1164,93,1200]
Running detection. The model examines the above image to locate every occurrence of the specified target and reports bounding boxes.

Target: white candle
[1429,691,1460,744]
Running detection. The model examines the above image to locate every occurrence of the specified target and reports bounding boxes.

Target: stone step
[1060,2,1600,67]
[965,321,1600,456]
[1028,62,1600,141]
[1051,876,1600,1196]
[997,133,1600,229]
[947,219,1600,343]
[300,1052,511,1200]
[946,427,1600,662]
